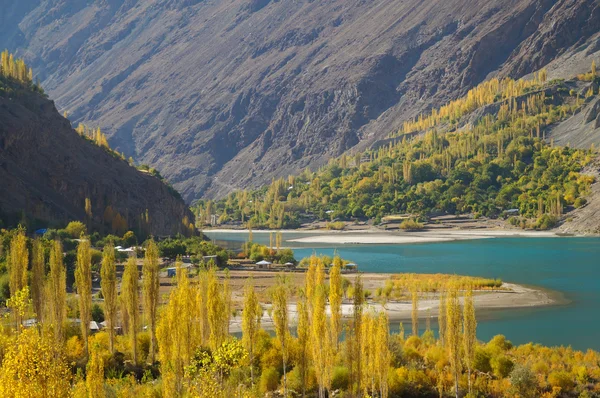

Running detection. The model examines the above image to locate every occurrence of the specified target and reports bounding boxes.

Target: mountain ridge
[2,0,599,201]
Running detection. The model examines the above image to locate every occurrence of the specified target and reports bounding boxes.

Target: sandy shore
[286,229,559,245]
[205,228,563,245]
[229,280,562,333]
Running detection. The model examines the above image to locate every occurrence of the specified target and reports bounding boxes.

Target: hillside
[203,71,600,231]
[1,0,599,201]
[0,59,194,235]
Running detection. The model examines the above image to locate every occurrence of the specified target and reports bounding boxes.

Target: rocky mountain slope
[0,75,193,235]
[2,0,599,201]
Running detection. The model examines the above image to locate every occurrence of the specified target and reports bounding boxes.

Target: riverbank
[227,272,562,333]
[205,227,564,245]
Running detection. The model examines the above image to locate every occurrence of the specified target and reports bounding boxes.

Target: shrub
[259,367,280,394]
[535,214,558,230]
[91,304,105,323]
[400,219,424,231]
[65,221,86,238]
[547,371,574,392]
[509,365,537,398]
[331,366,350,390]
[326,221,345,230]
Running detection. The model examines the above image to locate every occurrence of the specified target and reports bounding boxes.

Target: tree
[0,328,71,397]
[463,287,477,395]
[312,283,329,398]
[121,256,139,364]
[446,287,462,398]
[375,312,391,398]
[157,258,197,396]
[350,276,364,397]
[242,278,261,385]
[271,274,290,397]
[86,343,106,398]
[8,228,29,330]
[438,288,446,347]
[47,240,66,343]
[75,237,93,357]
[592,60,597,78]
[100,243,117,353]
[329,256,343,349]
[296,293,310,398]
[143,238,160,363]
[411,286,419,336]
[31,239,45,325]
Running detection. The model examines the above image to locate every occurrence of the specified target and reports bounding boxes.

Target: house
[117,247,137,257]
[202,255,220,267]
[255,260,272,269]
[166,264,194,277]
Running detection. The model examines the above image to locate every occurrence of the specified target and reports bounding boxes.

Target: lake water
[205,231,600,351]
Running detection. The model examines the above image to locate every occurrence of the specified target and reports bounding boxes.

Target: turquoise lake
[205,232,600,351]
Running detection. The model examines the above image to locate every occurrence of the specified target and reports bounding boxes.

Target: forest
[197,66,599,230]
[0,226,599,397]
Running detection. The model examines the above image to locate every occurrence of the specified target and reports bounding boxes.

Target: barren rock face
[0,79,193,235]
[2,0,599,201]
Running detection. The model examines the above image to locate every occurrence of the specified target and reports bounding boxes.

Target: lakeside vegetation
[0,227,599,397]
[196,66,599,230]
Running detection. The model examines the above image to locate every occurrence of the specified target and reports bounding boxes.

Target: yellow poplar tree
[31,238,45,324]
[143,238,160,363]
[75,237,92,357]
[296,293,310,398]
[8,228,29,330]
[196,265,210,345]
[47,240,67,343]
[0,328,71,397]
[206,265,226,350]
[329,256,343,349]
[312,283,329,398]
[446,287,462,398]
[100,243,117,353]
[121,256,139,364]
[271,274,290,397]
[411,286,419,336]
[157,258,195,397]
[463,287,477,395]
[242,278,262,385]
[86,343,106,398]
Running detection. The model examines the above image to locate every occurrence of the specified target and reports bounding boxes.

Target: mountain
[1,0,599,201]
[0,68,194,235]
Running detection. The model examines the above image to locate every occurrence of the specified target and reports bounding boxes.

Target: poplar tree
[438,288,446,347]
[47,240,66,342]
[142,238,160,363]
[296,293,310,398]
[100,243,117,353]
[592,60,597,78]
[206,266,226,350]
[75,237,92,357]
[446,287,462,398]
[196,264,210,345]
[350,276,364,397]
[157,258,195,396]
[271,275,290,397]
[241,279,261,385]
[329,256,343,349]
[411,287,419,336]
[86,344,106,398]
[121,256,139,364]
[312,284,329,398]
[463,287,477,395]
[31,239,45,324]
[375,312,391,398]
[8,229,29,329]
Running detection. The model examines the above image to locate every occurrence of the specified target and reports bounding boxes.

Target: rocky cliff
[0,76,194,235]
[2,0,599,201]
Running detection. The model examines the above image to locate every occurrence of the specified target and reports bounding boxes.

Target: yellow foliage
[0,328,71,397]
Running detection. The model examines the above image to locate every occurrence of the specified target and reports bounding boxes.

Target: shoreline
[228,280,563,333]
[205,228,574,245]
